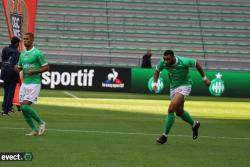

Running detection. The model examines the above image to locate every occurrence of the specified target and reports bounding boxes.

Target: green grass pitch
[0,89,250,167]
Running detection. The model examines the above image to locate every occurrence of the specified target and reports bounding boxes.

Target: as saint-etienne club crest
[148,77,164,93]
[209,73,225,96]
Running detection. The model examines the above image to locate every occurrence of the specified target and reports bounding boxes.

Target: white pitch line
[64,91,80,99]
[0,127,250,141]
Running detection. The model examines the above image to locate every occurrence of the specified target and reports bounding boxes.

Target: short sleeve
[156,58,165,71]
[185,57,196,67]
[38,51,48,66]
[17,55,22,68]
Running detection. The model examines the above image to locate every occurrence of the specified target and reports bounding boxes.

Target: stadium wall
[131,68,250,97]
[0,64,249,97]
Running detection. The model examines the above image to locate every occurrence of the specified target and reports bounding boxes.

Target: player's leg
[22,103,43,124]
[156,92,184,144]
[156,112,175,144]
[174,86,200,140]
[27,84,46,135]
[176,102,194,126]
[21,104,39,136]
[21,102,45,135]
[20,84,46,136]
[28,105,46,136]
[19,84,36,134]
[176,105,200,139]
[174,85,195,126]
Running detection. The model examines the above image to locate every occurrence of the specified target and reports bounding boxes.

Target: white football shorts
[170,85,192,100]
[19,83,41,103]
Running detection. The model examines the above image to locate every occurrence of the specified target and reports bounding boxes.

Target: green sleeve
[38,51,48,66]
[185,57,196,67]
[156,58,164,71]
[17,55,22,68]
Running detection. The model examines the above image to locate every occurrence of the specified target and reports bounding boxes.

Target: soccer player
[17,32,49,136]
[153,50,210,144]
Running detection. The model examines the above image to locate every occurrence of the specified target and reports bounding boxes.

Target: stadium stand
[0,0,250,70]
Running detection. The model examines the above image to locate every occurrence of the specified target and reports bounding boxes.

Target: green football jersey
[156,56,196,89]
[18,47,48,84]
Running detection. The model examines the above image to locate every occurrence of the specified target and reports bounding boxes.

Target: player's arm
[196,61,211,86]
[14,53,20,73]
[153,58,164,92]
[16,57,23,72]
[152,69,160,92]
[26,64,49,76]
[15,65,21,72]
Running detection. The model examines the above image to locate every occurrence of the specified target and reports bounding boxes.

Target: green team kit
[156,56,196,89]
[18,46,47,136]
[18,47,48,84]
[155,55,200,144]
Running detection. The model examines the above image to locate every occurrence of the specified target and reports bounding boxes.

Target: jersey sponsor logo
[23,64,35,68]
[42,69,95,88]
[102,68,124,88]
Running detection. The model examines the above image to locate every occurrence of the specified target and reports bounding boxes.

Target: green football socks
[21,105,44,131]
[164,112,175,135]
[179,110,194,126]
[22,109,38,131]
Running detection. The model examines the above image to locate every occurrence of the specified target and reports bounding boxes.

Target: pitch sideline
[0,127,250,141]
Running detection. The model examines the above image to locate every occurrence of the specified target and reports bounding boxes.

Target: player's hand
[204,79,211,86]
[26,69,35,76]
[152,85,157,93]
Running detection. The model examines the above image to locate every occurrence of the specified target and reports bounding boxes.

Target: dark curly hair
[11,36,20,45]
[164,50,174,57]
